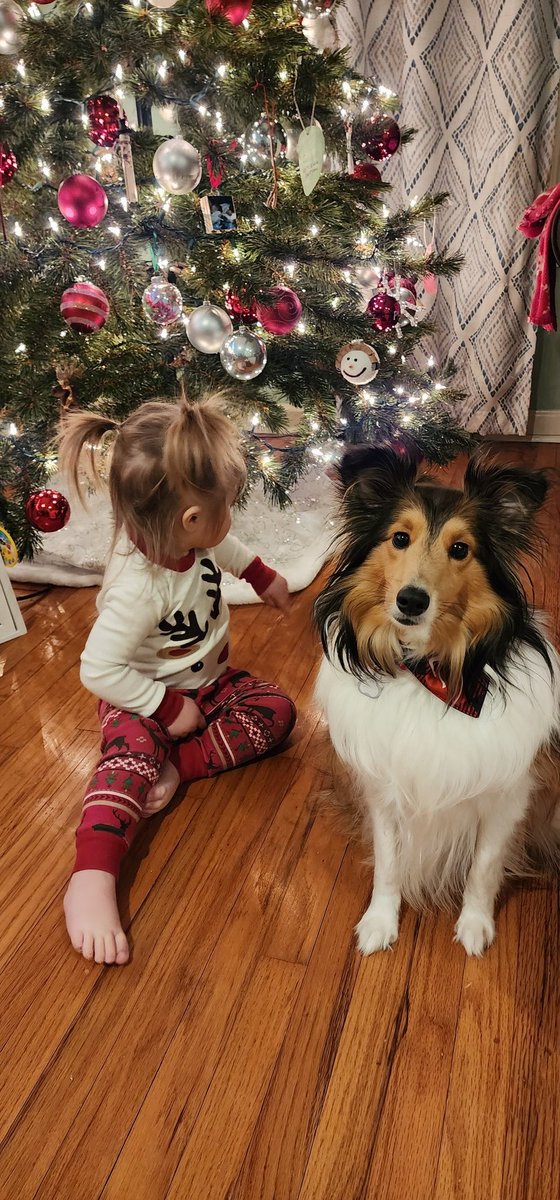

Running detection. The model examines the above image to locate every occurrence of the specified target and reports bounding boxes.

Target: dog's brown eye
[392,532,410,549]
[449,541,469,560]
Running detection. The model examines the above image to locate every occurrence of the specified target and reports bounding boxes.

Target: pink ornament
[367,291,401,332]
[0,144,17,185]
[57,173,108,229]
[255,286,302,335]
[359,116,401,162]
[204,0,252,24]
[423,241,438,295]
[60,281,110,332]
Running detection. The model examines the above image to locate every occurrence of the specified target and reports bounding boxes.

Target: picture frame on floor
[0,559,27,646]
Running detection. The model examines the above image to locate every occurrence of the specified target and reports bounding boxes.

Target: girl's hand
[261,573,290,615]
[167,697,206,739]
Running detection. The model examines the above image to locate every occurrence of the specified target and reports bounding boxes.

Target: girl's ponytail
[163,395,246,499]
[58,410,120,501]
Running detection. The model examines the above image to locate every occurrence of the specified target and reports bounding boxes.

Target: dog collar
[402,657,488,718]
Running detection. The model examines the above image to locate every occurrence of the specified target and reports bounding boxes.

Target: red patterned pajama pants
[74,668,296,878]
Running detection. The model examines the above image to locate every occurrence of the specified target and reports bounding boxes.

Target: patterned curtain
[336,0,560,434]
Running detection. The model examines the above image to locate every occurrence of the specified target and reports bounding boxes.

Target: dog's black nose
[396,586,430,617]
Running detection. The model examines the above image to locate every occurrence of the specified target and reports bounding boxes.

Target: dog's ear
[464,451,549,540]
[336,444,419,496]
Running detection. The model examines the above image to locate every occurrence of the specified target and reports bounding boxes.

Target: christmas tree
[0,0,471,560]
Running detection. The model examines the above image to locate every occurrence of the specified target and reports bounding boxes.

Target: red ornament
[86,95,120,149]
[359,116,401,162]
[204,0,252,24]
[225,288,258,325]
[352,161,382,185]
[60,281,110,333]
[57,173,108,229]
[0,144,17,186]
[255,286,302,335]
[367,291,401,331]
[25,489,71,534]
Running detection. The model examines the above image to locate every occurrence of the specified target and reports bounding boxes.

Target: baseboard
[525,410,560,442]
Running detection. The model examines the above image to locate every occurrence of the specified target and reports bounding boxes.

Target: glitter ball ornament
[57,174,108,228]
[87,95,120,149]
[0,144,17,185]
[0,1,24,56]
[358,115,401,162]
[186,301,232,354]
[25,489,71,534]
[142,275,183,326]
[244,116,286,166]
[220,328,267,381]
[60,281,110,333]
[153,137,202,195]
[204,0,252,24]
[225,289,258,326]
[0,523,18,567]
[293,0,334,14]
[255,286,302,335]
[367,290,401,332]
[352,161,382,185]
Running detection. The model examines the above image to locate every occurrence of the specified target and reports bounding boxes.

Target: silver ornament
[352,262,381,290]
[293,0,334,16]
[153,137,202,195]
[0,0,24,56]
[220,328,267,381]
[186,302,232,354]
[243,117,286,167]
[302,12,338,51]
[284,123,300,165]
[147,0,177,6]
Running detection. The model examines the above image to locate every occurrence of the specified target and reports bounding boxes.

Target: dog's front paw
[454,907,495,957]
[356,898,399,955]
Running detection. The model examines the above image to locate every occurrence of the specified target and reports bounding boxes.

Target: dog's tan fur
[341,499,509,699]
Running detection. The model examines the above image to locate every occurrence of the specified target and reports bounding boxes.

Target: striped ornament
[60,281,110,333]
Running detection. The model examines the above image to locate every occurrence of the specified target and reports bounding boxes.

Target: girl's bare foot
[144,759,180,815]
[64,870,129,965]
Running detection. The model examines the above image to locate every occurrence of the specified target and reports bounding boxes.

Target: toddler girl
[60,396,295,965]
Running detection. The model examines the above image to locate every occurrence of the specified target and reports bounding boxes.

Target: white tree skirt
[9,470,336,603]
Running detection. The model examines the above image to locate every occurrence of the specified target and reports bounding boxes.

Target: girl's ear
[181,504,201,530]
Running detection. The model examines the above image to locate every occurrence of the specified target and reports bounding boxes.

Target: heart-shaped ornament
[298,124,325,196]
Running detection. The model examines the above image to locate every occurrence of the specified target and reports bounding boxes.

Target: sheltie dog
[314,446,560,956]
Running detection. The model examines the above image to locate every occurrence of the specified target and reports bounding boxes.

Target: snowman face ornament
[336,340,380,386]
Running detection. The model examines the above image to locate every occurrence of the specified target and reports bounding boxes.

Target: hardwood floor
[0,444,559,1200]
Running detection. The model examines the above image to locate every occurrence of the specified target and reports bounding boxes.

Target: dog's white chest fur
[316,645,559,814]
[317,641,560,955]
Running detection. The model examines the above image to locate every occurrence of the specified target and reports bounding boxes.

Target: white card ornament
[298,124,325,196]
[336,340,380,386]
